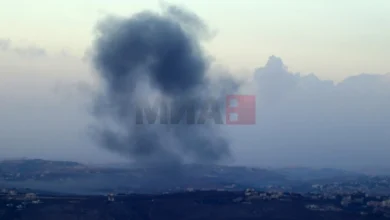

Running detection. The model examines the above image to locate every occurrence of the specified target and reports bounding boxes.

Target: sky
[1,0,390,171]
[1,0,389,81]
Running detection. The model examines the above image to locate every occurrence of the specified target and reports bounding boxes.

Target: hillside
[1,191,389,220]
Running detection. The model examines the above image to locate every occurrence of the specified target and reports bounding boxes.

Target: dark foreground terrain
[2,159,390,219]
[1,190,390,220]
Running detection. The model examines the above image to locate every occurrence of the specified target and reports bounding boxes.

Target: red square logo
[225,95,256,125]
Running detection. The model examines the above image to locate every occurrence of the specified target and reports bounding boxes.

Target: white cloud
[0,38,11,50]
[0,38,46,57]
[229,56,390,170]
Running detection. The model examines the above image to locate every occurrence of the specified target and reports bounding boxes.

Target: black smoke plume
[90,5,237,169]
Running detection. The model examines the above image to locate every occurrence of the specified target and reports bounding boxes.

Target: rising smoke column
[90,5,235,167]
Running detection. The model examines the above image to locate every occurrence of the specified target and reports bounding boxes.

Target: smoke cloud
[90,5,236,168]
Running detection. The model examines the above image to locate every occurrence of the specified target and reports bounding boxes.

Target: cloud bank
[230,56,390,169]
[0,38,46,57]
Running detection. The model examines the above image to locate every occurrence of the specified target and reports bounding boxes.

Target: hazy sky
[1,0,389,81]
[1,1,390,170]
